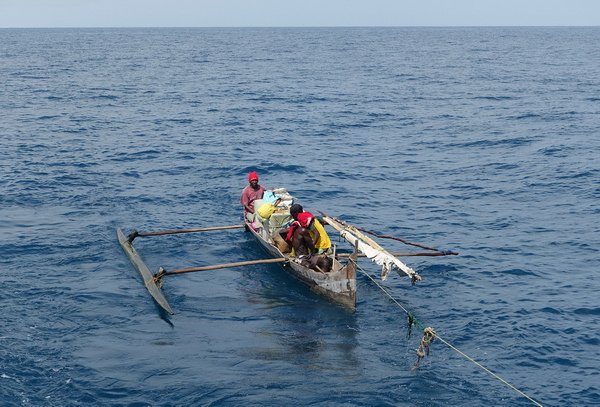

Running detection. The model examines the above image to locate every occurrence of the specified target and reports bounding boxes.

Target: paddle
[127,224,245,243]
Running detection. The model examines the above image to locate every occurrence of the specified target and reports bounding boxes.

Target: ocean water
[1,27,599,406]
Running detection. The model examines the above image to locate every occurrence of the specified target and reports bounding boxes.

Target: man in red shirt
[240,171,265,222]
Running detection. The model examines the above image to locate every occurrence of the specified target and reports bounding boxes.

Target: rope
[353,225,452,253]
[413,327,436,369]
[354,262,543,407]
[433,335,543,407]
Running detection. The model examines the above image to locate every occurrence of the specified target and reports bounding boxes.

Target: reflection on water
[236,240,360,370]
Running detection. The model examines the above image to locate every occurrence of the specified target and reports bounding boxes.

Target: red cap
[247,171,259,182]
[297,212,314,228]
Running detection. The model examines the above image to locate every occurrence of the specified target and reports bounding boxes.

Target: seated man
[240,171,265,222]
[289,226,333,273]
[283,206,333,273]
[289,204,332,254]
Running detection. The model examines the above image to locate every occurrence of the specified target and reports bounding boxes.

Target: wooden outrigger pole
[125,224,245,243]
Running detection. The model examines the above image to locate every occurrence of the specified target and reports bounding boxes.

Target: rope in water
[354,262,543,407]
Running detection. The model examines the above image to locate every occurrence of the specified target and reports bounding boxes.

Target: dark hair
[290,203,303,218]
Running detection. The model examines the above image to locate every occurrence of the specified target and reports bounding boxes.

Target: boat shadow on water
[234,240,361,369]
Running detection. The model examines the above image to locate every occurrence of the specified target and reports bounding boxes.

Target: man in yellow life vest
[289,204,332,254]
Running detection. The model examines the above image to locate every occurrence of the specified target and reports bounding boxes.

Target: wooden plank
[161,257,289,276]
[117,228,175,315]
[137,224,245,238]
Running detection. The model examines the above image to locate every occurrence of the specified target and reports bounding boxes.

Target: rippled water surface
[1,27,599,406]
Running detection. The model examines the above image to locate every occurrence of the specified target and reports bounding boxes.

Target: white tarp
[341,230,419,281]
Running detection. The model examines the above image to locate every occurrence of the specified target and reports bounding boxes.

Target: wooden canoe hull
[246,223,356,310]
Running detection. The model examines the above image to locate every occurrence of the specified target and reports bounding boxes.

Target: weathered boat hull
[246,223,356,310]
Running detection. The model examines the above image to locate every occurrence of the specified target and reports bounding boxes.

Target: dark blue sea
[1,27,599,406]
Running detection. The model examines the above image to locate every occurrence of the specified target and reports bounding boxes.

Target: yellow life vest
[310,219,331,250]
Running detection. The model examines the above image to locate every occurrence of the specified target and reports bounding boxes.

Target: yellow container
[257,203,276,219]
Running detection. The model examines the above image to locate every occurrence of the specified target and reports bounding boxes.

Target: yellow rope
[355,263,544,407]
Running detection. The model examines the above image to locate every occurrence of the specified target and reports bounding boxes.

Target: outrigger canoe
[117,189,457,315]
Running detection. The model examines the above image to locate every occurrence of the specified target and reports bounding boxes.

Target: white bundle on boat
[270,188,294,207]
[340,230,419,281]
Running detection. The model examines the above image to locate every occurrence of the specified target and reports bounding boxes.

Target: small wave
[490,163,520,170]
[508,113,542,120]
[581,336,599,346]
[240,164,306,177]
[167,118,193,124]
[247,95,287,102]
[91,94,119,100]
[324,170,352,179]
[175,153,195,160]
[122,171,141,178]
[502,268,537,276]
[291,95,328,104]
[539,145,573,157]
[557,170,596,180]
[223,119,244,126]
[454,137,535,148]
[12,74,50,79]
[473,95,515,101]
[573,307,600,316]
[549,356,578,367]
[109,149,163,161]
[146,165,194,176]
[539,307,562,314]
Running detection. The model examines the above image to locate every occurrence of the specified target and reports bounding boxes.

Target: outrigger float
[117,189,457,315]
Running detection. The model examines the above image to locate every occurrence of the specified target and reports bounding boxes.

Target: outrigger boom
[117,224,269,315]
[117,212,457,315]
